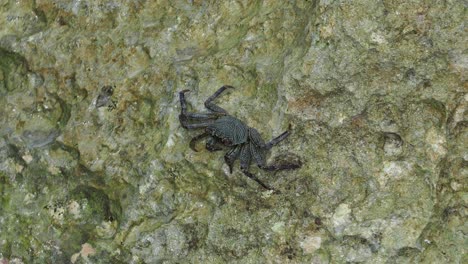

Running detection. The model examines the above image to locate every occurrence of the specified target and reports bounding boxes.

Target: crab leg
[179,90,224,119]
[189,132,210,152]
[179,121,214,130]
[179,89,191,115]
[179,90,226,129]
[259,162,302,171]
[265,130,290,150]
[184,112,225,119]
[206,137,223,152]
[239,144,274,191]
[204,85,234,113]
[250,142,301,171]
[224,145,242,173]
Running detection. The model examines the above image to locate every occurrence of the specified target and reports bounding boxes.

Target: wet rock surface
[0,1,466,263]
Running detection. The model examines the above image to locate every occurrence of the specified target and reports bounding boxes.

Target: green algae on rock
[0,0,466,263]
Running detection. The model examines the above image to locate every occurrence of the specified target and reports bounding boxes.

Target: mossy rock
[0,47,29,94]
[67,185,122,227]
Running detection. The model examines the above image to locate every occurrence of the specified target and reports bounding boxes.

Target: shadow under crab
[179,85,302,191]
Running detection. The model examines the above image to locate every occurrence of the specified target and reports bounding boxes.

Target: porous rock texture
[0,1,466,263]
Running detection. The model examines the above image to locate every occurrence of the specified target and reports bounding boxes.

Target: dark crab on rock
[179,85,302,191]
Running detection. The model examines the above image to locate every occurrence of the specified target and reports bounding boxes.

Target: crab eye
[222,138,232,145]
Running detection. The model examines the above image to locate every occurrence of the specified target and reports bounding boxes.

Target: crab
[178,85,301,191]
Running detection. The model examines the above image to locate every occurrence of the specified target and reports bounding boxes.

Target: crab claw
[180,89,191,94]
[189,140,200,152]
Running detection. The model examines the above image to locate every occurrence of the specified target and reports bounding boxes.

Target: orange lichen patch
[350,112,367,128]
[81,243,96,257]
[287,90,324,112]
[71,243,97,263]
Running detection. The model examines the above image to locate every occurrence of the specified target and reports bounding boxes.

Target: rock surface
[0,0,466,263]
